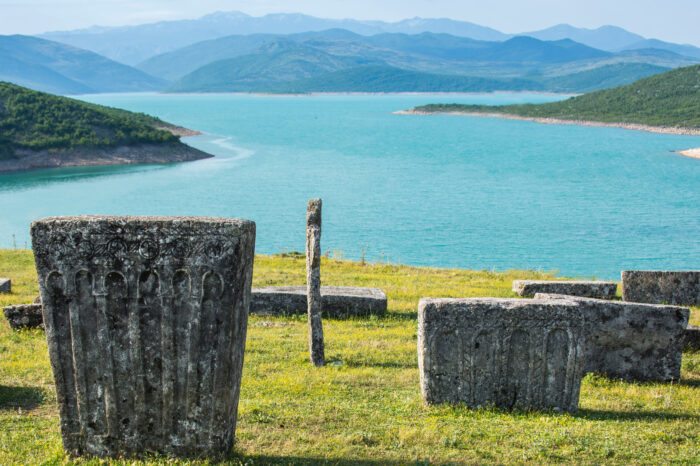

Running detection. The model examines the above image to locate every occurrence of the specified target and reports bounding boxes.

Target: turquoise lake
[1,92,699,279]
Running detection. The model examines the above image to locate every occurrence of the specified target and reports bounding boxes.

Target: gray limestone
[250,286,387,317]
[3,303,44,330]
[621,270,700,306]
[684,324,700,351]
[535,293,689,382]
[512,280,617,299]
[306,199,325,367]
[31,215,256,458]
[0,278,10,293]
[418,298,585,413]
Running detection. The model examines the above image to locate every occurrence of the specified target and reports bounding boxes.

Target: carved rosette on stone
[418,298,585,413]
[31,216,256,458]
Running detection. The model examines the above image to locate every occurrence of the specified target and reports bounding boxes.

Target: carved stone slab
[512,280,617,299]
[621,271,700,306]
[31,216,256,458]
[684,324,700,351]
[3,303,44,330]
[418,298,585,413]
[0,278,10,293]
[535,293,689,382]
[250,286,387,317]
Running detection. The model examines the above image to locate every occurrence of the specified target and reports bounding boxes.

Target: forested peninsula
[0,82,210,173]
[402,64,700,157]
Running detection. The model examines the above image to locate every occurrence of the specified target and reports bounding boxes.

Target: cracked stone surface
[3,303,44,330]
[418,298,585,413]
[250,286,387,317]
[535,293,689,382]
[512,280,617,299]
[621,271,700,306]
[31,215,255,458]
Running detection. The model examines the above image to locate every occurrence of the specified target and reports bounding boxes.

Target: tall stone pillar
[306,199,325,367]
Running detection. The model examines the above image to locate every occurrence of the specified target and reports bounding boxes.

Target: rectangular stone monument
[621,270,700,306]
[3,303,44,330]
[684,324,700,351]
[418,298,585,413]
[0,278,10,293]
[250,286,387,317]
[31,216,255,458]
[512,280,617,299]
[535,293,689,382]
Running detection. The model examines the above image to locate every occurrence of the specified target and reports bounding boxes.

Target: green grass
[1,249,698,464]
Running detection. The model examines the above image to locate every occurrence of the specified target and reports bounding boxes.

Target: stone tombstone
[418,298,585,413]
[512,280,617,299]
[535,293,689,382]
[684,324,700,351]
[621,271,700,306]
[31,216,256,458]
[3,303,44,330]
[306,199,325,367]
[250,286,387,317]
[0,278,10,293]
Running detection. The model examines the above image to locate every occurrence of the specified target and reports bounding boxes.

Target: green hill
[0,82,209,171]
[411,64,700,129]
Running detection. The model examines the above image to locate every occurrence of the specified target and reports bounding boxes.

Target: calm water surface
[1,92,699,279]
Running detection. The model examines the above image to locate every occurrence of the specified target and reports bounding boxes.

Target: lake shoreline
[396,109,700,159]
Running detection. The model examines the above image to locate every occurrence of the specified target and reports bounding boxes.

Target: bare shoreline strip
[395,109,700,159]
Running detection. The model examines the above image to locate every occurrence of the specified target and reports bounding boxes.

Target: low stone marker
[3,303,44,330]
[512,280,617,299]
[250,285,387,317]
[418,298,585,413]
[684,324,700,351]
[621,270,700,306]
[31,215,256,458]
[535,293,689,382]
[0,278,10,293]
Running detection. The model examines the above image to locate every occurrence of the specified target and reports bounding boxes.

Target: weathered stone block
[31,216,255,458]
[3,303,44,330]
[512,280,617,299]
[684,324,700,351]
[535,293,689,382]
[0,278,10,293]
[621,270,700,306]
[418,298,585,413]
[250,286,387,317]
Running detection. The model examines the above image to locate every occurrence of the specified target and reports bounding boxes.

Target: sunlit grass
[1,249,698,464]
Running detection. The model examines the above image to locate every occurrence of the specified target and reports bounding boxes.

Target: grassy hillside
[412,64,700,129]
[0,82,179,160]
[0,249,698,464]
[0,35,167,94]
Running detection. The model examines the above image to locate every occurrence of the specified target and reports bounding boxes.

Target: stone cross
[306,199,325,366]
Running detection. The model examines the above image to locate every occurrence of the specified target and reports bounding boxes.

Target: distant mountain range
[41,11,700,65]
[0,35,166,94]
[2,11,698,95]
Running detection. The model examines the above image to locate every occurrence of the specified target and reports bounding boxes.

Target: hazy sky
[3,0,700,46]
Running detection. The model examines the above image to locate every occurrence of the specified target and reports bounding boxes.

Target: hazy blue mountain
[41,11,509,65]
[620,39,700,59]
[521,24,644,51]
[167,40,381,92]
[264,65,542,93]
[0,35,167,94]
[543,63,669,93]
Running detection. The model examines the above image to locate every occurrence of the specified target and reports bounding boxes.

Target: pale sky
[3,0,700,46]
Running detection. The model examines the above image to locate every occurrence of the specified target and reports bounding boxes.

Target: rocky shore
[396,109,700,159]
[0,141,212,174]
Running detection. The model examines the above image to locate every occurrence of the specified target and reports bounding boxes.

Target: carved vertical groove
[545,329,570,408]
[170,269,191,442]
[506,330,531,408]
[138,270,162,445]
